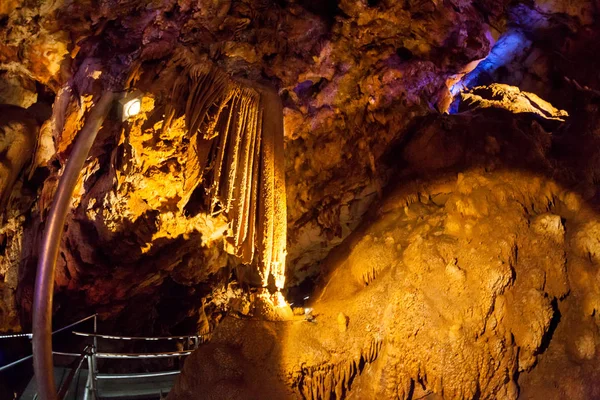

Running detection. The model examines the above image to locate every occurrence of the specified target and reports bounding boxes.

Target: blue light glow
[448,30,532,113]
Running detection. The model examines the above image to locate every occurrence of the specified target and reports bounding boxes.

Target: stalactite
[164,61,287,290]
[264,89,287,289]
[363,266,379,286]
[296,339,383,400]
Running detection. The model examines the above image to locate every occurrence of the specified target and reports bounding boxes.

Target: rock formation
[162,55,287,289]
[167,83,600,399]
[1,0,600,398]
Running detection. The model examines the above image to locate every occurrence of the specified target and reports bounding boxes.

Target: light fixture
[118,89,143,121]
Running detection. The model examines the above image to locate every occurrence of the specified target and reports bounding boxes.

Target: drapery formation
[164,63,287,290]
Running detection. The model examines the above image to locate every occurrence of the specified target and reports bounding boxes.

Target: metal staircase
[0,314,208,399]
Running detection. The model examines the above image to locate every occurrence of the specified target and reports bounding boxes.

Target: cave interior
[2,0,600,399]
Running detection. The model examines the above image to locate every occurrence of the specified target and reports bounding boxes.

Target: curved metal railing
[7,89,210,399]
[0,314,98,373]
[33,92,117,400]
[0,312,209,399]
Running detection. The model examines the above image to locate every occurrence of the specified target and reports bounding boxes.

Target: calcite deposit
[169,85,600,399]
[1,0,600,398]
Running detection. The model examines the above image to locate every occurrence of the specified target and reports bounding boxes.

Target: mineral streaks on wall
[297,338,383,400]
[164,62,287,289]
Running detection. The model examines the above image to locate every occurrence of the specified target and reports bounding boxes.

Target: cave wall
[169,83,600,399]
[0,0,511,332]
[1,0,600,398]
[0,0,597,376]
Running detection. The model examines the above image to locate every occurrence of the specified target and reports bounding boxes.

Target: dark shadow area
[537,297,562,356]
[293,0,341,26]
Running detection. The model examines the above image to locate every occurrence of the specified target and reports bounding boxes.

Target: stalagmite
[262,89,287,289]
[164,62,287,290]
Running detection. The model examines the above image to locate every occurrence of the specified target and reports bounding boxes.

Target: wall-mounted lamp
[118,89,143,121]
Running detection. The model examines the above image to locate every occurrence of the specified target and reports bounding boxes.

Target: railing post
[93,315,97,348]
[32,92,115,400]
[91,346,99,400]
[83,353,95,400]
[92,314,98,398]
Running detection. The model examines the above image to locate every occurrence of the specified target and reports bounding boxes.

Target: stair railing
[0,314,97,373]
[71,330,209,397]
[56,346,92,400]
[33,92,116,400]
[1,312,210,399]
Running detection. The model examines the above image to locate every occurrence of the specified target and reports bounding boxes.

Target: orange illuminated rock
[163,57,288,290]
[460,83,569,121]
[0,105,38,213]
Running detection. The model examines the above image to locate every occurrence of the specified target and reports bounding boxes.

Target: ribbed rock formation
[0,106,38,214]
[163,58,287,289]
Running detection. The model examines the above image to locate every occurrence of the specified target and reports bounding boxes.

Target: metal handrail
[72,331,206,341]
[96,370,181,380]
[0,350,93,373]
[96,350,193,359]
[33,91,116,400]
[0,333,33,339]
[53,351,87,358]
[0,314,97,341]
[1,309,206,397]
[51,314,97,336]
[0,314,98,372]
[0,355,33,372]
[56,347,91,399]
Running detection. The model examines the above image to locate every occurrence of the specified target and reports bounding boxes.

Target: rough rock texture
[169,85,600,399]
[0,0,513,333]
[0,105,40,332]
[2,0,600,397]
[460,83,569,122]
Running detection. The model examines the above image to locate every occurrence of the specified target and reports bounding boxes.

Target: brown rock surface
[1,0,600,398]
[0,0,510,333]
[169,88,600,399]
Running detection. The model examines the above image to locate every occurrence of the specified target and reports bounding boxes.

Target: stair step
[19,367,177,399]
